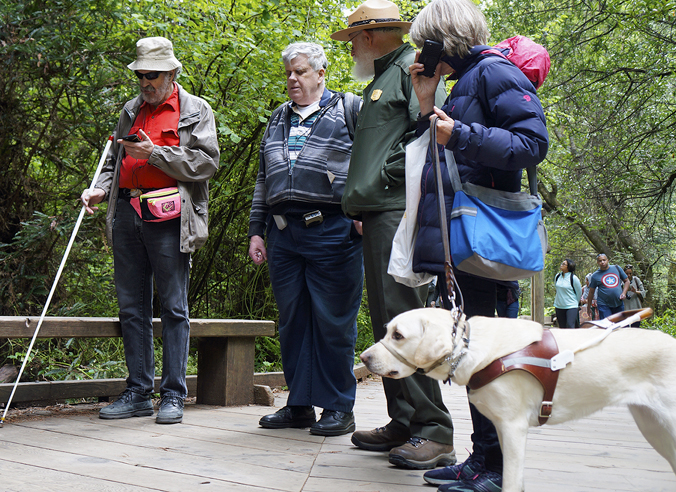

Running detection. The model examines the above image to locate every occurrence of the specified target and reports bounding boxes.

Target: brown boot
[388,437,456,470]
[351,424,411,451]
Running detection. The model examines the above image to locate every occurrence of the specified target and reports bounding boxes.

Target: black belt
[119,188,157,199]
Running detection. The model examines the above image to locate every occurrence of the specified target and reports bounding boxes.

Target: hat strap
[348,18,401,28]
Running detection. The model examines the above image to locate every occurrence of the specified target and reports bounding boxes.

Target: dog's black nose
[360,352,370,363]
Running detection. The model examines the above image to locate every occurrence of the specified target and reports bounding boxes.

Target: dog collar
[379,341,464,379]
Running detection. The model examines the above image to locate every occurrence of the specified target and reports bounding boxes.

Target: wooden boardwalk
[0,377,674,491]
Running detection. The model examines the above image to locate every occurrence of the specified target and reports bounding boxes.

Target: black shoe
[310,410,356,436]
[156,395,184,424]
[259,405,316,429]
[99,389,153,420]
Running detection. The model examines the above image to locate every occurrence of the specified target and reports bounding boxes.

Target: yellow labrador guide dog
[360,307,676,492]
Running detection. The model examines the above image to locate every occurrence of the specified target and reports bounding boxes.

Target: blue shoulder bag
[431,118,547,281]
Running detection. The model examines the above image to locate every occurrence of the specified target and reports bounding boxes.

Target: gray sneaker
[156,395,184,424]
[99,389,153,419]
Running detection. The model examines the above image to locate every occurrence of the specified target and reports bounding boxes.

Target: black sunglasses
[134,71,162,80]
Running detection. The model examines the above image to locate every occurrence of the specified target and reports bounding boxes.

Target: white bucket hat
[331,0,411,42]
[127,37,182,72]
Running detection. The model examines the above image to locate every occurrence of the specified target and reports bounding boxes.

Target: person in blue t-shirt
[587,253,630,319]
[554,259,583,328]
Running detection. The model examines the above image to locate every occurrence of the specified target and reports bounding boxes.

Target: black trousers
[440,271,503,473]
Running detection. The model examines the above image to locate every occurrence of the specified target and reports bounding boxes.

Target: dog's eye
[392,331,404,341]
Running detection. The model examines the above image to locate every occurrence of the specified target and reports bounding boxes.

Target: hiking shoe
[388,437,456,470]
[438,470,502,492]
[424,454,485,485]
[99,389,153,419]
[351,424,411,451]
[310,410,356,436]
[259,405,316,429]
[156,395,184,424]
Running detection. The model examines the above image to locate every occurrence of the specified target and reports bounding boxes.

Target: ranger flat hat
[127,37,182,72]
[331,0,411,42]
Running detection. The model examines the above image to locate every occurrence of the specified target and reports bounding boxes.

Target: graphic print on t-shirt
[602,272,620,289]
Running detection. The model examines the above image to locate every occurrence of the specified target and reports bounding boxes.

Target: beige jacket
[96,83,219,253]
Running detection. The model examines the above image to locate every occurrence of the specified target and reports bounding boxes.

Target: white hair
[282,42,328,71]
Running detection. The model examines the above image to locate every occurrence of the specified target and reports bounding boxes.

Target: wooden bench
[0,316,275,406]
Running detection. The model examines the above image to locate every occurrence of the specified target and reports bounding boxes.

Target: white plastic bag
[388,129,435,287]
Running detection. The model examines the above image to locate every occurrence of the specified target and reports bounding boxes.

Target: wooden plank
[0,460,161,492]
[0,316,275,338]
[0,376,197,403]
[0,365,369,404]
[250,364,372,390]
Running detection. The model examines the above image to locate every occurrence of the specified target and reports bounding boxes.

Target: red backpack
[483,36,551,89]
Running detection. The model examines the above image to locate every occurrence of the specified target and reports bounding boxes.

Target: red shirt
[119,84,180,189]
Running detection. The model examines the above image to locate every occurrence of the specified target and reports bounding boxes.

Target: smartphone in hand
[419,40,444,77]
[120,133,141,142]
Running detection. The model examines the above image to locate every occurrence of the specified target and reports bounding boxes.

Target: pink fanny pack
[130,187,181,222]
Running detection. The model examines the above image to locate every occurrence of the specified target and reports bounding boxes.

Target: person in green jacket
[331,0,454,471]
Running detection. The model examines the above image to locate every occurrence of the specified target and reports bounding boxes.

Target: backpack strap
[264,102,288,140]
[342,92,361,140]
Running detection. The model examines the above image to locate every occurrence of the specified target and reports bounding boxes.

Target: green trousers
[361,210,454,445]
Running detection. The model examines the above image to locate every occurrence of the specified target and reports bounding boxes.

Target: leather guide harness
[467,329,560,425]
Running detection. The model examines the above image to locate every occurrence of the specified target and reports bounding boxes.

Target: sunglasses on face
[134,71,162,80]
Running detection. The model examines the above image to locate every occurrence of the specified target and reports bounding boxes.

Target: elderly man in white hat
[81,37,219,424]
[332,0,456,472]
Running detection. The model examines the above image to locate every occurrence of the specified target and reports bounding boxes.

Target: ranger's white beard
[352,49,377,81]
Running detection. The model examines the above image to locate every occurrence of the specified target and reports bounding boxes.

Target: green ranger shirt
[342,43,446,217]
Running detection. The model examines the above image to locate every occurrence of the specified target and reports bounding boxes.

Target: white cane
[1,135,114,428]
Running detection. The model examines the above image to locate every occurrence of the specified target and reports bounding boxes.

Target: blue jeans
[113,197,191,398]
[597,301,624,320]
[267,213,363,412]
[496,299,519,319]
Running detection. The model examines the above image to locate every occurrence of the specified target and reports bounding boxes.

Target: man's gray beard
[352,51,376,82]
[141,77,174,105]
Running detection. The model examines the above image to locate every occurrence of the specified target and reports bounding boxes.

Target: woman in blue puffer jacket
[408,0,549,490]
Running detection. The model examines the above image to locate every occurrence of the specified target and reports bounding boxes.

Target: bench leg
[196,337,254,406]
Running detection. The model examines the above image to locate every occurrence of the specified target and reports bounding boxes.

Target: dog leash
[430,117,464,325]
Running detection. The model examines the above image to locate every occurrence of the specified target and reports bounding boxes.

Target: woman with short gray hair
[409,0,488,57]
[408,0,549,490]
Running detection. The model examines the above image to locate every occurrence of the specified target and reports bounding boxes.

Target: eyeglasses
[134,71,162,80]
[343,30,365,51]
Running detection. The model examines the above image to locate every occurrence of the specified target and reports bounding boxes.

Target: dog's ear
[412,318,454,369]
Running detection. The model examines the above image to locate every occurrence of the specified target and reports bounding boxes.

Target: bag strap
[527,166,538,196]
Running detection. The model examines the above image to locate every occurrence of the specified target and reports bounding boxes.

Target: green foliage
[483,0,676,311]
[642,309,676,338]
[355,296,375,363]
[2,337,127,381]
